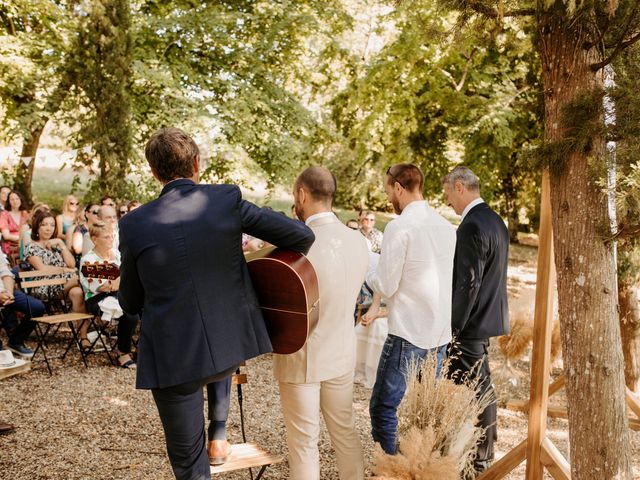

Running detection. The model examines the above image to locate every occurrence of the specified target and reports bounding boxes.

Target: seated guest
[101,196,116,208]
[0,252,45,358]
[83,205,119,256]
[19,203,50,260]
[79,221,139,368]
[56,195,79,240]
[0,190,29,262]
[346,219,359,230]
[117,202,129,219]
[358,210,383,253]
[23,210,85,316]
[0,185,10,211]
[75,203,100,256]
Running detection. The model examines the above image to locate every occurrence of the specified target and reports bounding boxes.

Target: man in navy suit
[118,127,315,480]
[442,166,509,476]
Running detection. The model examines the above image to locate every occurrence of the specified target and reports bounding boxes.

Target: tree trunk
[13,121,47,208]
[619,282,640,393]
[501,153,520,243]
[538,12,632,480]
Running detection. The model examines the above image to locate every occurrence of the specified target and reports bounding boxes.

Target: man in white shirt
[366,163,456,455]
[274,166,369,480]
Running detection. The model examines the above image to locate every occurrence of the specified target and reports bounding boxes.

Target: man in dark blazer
[442,165,509,475]
[118,127,315,480]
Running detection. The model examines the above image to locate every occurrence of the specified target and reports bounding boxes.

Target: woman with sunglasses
[68,204,100,258]
[56,195,79,240]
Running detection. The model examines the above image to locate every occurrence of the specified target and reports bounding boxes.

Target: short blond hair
[88,220,111,239]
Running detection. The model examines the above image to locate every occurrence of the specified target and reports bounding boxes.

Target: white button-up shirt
[366,200,456,349]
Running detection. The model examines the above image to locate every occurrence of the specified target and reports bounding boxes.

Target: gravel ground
[1,343,639,479]
[2,245,639,479]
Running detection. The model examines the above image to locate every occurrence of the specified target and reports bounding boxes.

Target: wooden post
[525,170,557,478]
[479,170,571,480]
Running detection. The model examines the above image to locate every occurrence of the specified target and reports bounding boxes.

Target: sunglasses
[348,226,359,230]
[386,167,406,189]
[69,201,78,205]
[90,209,100,215]
[119,210,128,214]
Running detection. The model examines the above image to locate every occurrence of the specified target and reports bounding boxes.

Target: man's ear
[298,186,307,204]
[454,180,465,195]
[193,155,200,175]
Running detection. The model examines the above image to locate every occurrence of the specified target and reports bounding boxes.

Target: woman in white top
[79,221,139,369]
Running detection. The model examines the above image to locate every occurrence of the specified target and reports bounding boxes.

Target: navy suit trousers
[151,367,236,480]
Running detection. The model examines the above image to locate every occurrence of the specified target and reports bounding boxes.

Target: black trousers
[448,338,497,468]
[85,293,139,354]
[151,367,235,480]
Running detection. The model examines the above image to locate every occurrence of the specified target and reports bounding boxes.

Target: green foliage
[125,0,351,190]
[330,1,543,230]
[69,0,134,199]
[0,0,73,142]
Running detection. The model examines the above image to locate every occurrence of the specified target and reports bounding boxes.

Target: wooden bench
[210,365,283,479]
[210,443,284,479]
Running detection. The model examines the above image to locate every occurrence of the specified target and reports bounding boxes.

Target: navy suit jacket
[452,202,510,340]
[118,179,315,389]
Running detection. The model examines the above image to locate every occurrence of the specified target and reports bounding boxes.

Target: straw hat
[0,350,27,369]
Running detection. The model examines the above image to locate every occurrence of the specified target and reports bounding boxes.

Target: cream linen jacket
[273,214,369,383]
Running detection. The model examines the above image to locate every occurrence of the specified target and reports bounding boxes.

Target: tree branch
[591,0,640,71]
[607,223,640,242]
[466,1,535,18]
[440,48,478,92]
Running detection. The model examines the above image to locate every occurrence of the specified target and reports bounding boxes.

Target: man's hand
[0,290,15,306]
[361,305,380,326]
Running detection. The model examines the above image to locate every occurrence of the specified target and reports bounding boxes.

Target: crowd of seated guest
[0,192,141,371]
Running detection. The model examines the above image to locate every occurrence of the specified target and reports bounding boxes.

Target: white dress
[354,252,388,388]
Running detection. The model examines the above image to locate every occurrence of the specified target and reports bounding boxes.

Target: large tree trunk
[538,12,632,480]
[619,282,640,393]
[13,121,47,208]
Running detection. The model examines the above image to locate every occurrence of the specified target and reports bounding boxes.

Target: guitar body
[246,248,319,354]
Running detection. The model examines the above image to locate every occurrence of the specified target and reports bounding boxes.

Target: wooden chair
[210,364,283,480]
[18,266,109,374]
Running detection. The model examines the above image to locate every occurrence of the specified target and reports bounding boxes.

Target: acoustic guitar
[81,261,120,280]
[246,247,319,354]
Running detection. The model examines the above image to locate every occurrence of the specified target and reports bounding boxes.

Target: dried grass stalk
[373,353,493,479]
[372,427,458,480]
[498,313,533,361]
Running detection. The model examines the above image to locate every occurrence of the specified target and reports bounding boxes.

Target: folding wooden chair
[210,364,283,479]
[18,267,111,374]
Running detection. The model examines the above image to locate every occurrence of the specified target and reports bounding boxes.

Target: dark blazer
[452,202,509,340]
[118,179,315,389]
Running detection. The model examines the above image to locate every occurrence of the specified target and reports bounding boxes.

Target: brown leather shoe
[0,422,15,435]
[208,439,231,465]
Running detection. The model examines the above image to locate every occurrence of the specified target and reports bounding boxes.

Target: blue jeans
[0,290,45,346]
[369,334,447,455]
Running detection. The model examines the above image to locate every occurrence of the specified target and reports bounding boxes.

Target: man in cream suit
[273,167,369,480]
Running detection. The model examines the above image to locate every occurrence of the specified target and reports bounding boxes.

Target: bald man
[273,167,369,480]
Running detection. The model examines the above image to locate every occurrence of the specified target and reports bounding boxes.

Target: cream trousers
[278,370,364,480]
